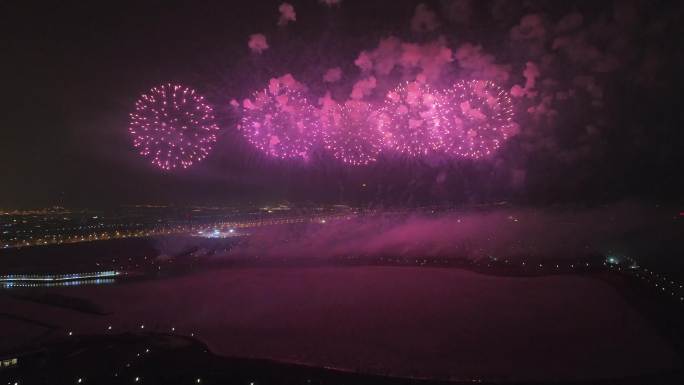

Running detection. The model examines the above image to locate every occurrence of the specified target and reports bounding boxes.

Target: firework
[239,83,321,160]
[128,83,219,170]
[377,82,448,157]
[439,80,515,158]
[321,100,383,166]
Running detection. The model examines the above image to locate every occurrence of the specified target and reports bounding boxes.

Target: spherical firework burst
[376,82,448,157]
[321,101,383,166]
[238,83,321,160]
[128,83,219,170]
[440,80,515,158]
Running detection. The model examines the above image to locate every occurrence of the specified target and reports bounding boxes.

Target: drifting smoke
[354,36,453,83]
[400,38,453,82]
[554,11,583,34]
[350,76,377,100]
[510,62,540,98]
[411,3,440,33]
[454,43,510,84]
[248,33,269,54]
[278,3,297,26]
[323,67,343,83]
[440,0,472,26]
[510,14,546,41]
[270,73,307,92]
[226,202,683,263]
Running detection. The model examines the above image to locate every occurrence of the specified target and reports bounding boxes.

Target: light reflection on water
[2,278,116,289]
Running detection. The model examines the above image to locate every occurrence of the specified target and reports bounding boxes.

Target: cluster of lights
[602,254,684,303]
[2,278,116,289]
[0,271,119,289]
[129,83,219,170]
[630,267,684,302]
[3,213,353,249]
[195,228,238,239]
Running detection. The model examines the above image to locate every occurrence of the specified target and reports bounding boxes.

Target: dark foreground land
[2,331,683,385]
[1,266,683,383]
[1,205,683,384]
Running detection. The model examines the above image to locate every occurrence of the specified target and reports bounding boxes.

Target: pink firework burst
[377,81,448,157]
[321,100,383,166]
[440,80,515,159]
[239,83,321,160]
[128,83,219,170]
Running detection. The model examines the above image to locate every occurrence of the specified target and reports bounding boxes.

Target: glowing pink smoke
[321,100,383,166]
[439,80,515,158]
[248,33,269,54]
[278,3,296,26]
[239,82,321,160]
[128,83,219,170]
[377,81,448,156]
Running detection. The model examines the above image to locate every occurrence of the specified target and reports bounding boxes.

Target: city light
[0,271,120,283]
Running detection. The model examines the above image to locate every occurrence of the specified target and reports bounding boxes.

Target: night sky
[2,0,683,208]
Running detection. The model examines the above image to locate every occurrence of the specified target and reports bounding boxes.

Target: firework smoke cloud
[377,82,448,157]
[278,3,296,26]
[320,100,384,166]
[248,33,269,54]
[238,77,320,160]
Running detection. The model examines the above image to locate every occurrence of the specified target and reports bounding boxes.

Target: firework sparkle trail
[128,83,219,170]
[239,82,321,160]
[377,82,448,157]
[439,80,515,159]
